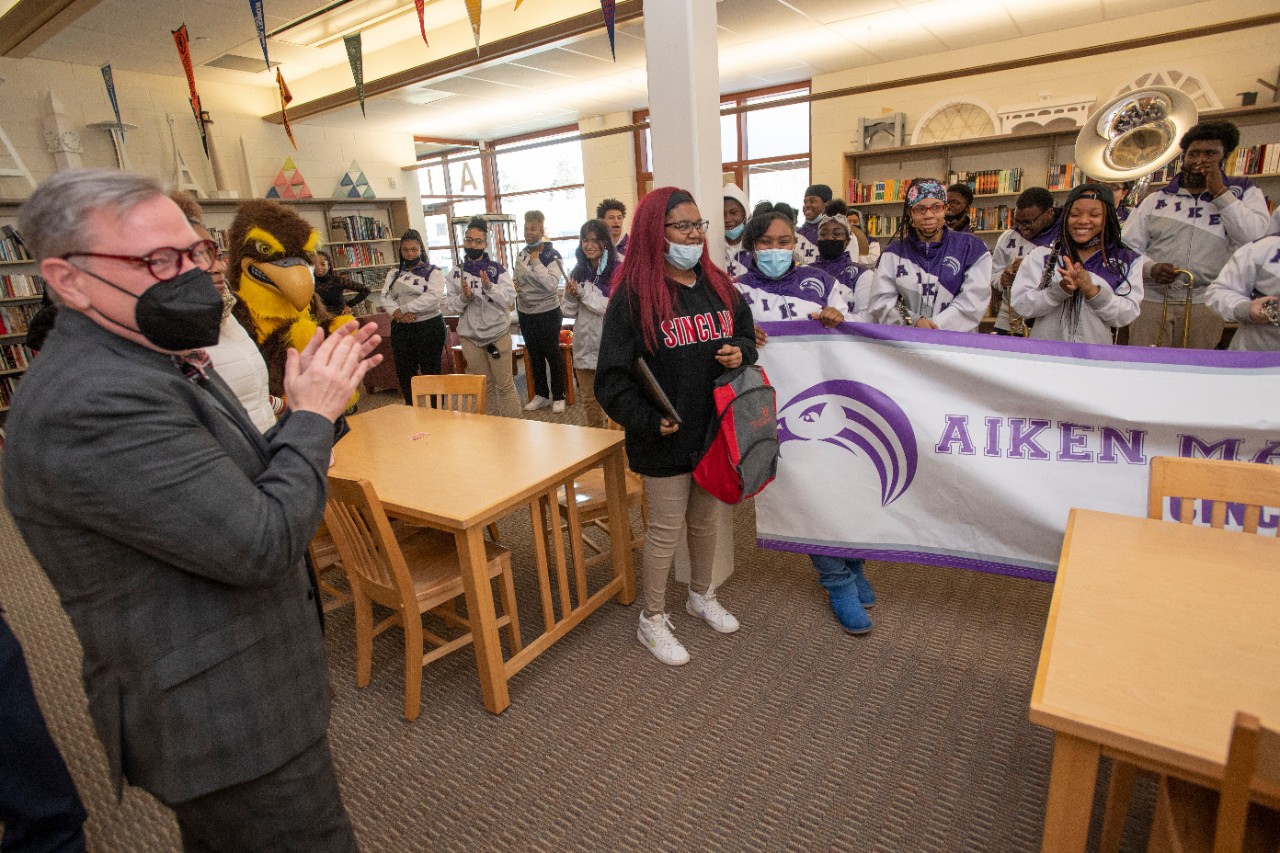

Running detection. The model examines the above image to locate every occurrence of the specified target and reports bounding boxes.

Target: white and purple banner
[755,322,1280,580]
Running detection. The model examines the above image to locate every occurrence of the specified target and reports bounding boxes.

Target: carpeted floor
[0,388,1158,852]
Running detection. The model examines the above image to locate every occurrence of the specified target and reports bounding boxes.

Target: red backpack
[693,365,780,504]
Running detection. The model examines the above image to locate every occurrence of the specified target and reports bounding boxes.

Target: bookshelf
[843,104,1280,245]
[0,200,47,422]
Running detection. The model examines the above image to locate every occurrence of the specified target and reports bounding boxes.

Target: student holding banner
[1206,234,1280,351]
[595,187,758,667]
[809,212,874,322]
[731,206,875,635]
[868,178,991,331]
[1010,183,1144,344]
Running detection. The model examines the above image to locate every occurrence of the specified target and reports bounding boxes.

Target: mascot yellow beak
[242,256,315,312]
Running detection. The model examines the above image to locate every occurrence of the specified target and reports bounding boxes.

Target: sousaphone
[1075,86,1199,345]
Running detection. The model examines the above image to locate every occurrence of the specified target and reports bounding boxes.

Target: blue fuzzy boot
[850,560,876,609]
[822,576,872,635]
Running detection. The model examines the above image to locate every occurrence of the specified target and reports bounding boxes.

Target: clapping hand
[565,279,580,299]
[479,270,493,291]
[285,321,383,422]
[460,279,473,300]
[1058,257,1099,299]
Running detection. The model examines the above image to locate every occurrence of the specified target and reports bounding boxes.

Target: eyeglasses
[911,203,946,215]
[664,219,709,234]
[63,239,220,281]
[461,237,487,247]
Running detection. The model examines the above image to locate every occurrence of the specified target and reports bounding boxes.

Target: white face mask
[665,240,702,271]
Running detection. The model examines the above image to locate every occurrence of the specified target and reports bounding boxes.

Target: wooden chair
[307,520,352,613]
[1147,712,1280,853]
[324,475,522,721]
[409,373,502,543]
[410,373,486,414]
[1147,456,1280,533]
[1102,457,1280,851]
[552,420,647,604]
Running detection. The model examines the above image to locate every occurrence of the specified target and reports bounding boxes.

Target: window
[635,84,810,211]
[493,128,587,252]
[417,148,487,267]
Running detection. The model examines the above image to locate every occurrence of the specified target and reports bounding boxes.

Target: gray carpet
[1,389,1158,852]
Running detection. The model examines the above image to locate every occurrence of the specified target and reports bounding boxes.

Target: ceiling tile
[780,0,901,25]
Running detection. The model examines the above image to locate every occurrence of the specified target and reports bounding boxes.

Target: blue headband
[905,179,947,207]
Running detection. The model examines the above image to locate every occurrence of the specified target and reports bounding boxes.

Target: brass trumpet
[1004,282,1028,336]
[1155,268,1195,348]
[1263,296,1280,327]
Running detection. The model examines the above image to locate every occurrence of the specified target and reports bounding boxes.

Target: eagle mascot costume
[226,200,356,399]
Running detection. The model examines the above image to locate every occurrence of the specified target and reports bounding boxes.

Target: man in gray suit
[4,170,381,852]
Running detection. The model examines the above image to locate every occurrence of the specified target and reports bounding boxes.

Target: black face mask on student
[816,239,847,261]
[83,266,224,351]
[464,248,485,261]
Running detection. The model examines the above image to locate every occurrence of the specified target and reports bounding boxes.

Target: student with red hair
[596,187,758,666]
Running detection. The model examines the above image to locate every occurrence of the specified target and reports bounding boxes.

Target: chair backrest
[324,475,417,606]
[1212,711,1280,853]
[411,373,486,414]
[1148,456,1280,534]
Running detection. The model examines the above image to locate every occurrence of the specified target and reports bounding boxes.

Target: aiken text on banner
[753,321,1280,580]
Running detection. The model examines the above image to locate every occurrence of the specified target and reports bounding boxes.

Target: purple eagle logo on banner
[777,380,918,505]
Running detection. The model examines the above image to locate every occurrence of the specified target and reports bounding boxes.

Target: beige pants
[574,368,605,428]
[460,335,521,418]
[640,473,729,615]
[1128,300,1226,350]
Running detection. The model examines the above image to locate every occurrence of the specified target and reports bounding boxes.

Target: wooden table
[1031,509,1280,852]
[330,405,636,714]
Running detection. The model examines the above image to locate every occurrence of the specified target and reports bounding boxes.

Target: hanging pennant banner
[250,0,270,71]
[276,68,296,150]
[514,0,525,8]
[171,24,208,156]
[465,0,482,52]
[100,63,122,127]
[414,0,429,45]
[343,33,366,117]
[601,0,616,59]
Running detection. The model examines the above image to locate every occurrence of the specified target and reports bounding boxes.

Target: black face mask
[816,239,847,261]
[464,247,485,261]
[86,266,224,351]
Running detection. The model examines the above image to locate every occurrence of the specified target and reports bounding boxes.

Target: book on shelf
[948,168,1023,196]
[0,343,32,372]
[0,273,45,299]
[971,204,1013,233]
[330,215,393,242]
[0,303,42,335]
[862,213,903,239]
[847,178,905,205]
[333,243,387,269]
[1,225,32,263]
[1045,163,1082,191]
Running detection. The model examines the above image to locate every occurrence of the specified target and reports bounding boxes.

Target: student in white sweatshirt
[379,229,446,406]
[561,218,619,428]
[514,210,567,413]
[444,217,521,418]
[1206,235,1280,351]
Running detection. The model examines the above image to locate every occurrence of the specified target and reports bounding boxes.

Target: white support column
[643,0,724,264]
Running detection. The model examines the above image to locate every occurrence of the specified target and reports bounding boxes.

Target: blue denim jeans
[808,554,865,588]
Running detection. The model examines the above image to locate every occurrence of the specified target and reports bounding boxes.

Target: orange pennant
[466,0,482,52]
[276,68,297,150]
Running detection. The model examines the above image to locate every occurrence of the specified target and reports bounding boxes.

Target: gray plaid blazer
[4,309,334,803]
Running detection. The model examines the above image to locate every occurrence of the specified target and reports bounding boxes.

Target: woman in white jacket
[562,218,619,427]
[1206,235,1280,351]
[444,217,521,418]
[381,229,446,405]
[1011,183,1144,345]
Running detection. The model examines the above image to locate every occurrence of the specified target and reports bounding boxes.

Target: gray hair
[19,169,166,261]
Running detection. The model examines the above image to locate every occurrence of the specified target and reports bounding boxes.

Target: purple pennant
[249,0,269,71]
[601,0,616,60]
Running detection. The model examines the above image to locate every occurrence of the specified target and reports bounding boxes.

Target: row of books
[1223,141,1280,177]
[948,168,1024,196]
[1,225,32,263]
[0,344,34,372]
[0,273,45,299]
[1046,163,1085,191]
[970,205,1015,233]
[0,303,43,335]
[333,244,387,269]
[862,214,904,239]
[330,215,392,242]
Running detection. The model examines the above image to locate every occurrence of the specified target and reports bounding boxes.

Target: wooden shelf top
[0,368,24,377]
[0,260,35,266]
[0,296,42,304]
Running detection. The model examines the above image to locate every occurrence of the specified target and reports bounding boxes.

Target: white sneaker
[551,399,566,414]
[524,395,551,411]
[686,588,740,634]
[637,612,689,666]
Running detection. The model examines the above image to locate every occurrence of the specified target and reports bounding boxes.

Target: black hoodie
[595,267,757,477]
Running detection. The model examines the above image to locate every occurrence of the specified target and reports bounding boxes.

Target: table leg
[1041,733,1101,853]
[602,448,636,605]
[1099,759,1139,853]
[522,347,535,402]
[454,524,509,714]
